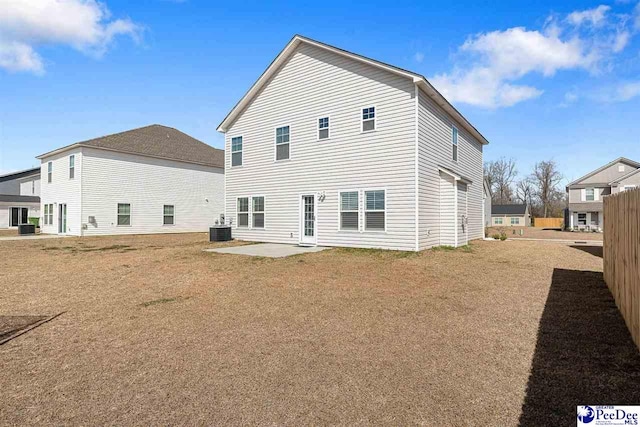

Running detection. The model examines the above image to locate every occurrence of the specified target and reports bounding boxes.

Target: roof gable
[567,157,640,187]
[217,35,489,146]
[37,125,224,169]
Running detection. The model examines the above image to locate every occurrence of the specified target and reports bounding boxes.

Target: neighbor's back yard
[1,234,638,426]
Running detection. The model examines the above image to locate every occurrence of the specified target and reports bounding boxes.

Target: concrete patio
[204,243,328,258]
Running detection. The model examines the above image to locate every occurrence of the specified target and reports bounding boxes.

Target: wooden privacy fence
[533,217,563,228]
[604,189,640,350]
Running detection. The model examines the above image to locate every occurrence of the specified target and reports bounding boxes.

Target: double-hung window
[510,217,519,225]
[318,117,329,140]
[44,204,49,225]
[340,191,359,230]
[252,196,264,228]
[585,188,595,201]
[231,136,243,167]
[163,205,174,225]
[48,204,53,225]
[495,218,503,225]
[69,155,75,179]
[578,213,587,225]
[275,126,290,160]
[47,162,52,183]
[365,190,385,231]
[237,197,249,227]
[117,203,131,226]
[452,127,459,162]
[362,107,375,132]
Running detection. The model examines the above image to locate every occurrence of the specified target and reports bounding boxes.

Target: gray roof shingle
[0,194,40,203]
[38,125,224,169]
[492,204,527,215]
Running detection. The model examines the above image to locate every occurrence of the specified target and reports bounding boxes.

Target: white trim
[299,193,318,245]
[274,125,291,162]
[363,188,387,233]
[317,115,331,141]
[360,105,377,133]
[414,83,419,251]
[230,134,244,168]
[338,189,360,232]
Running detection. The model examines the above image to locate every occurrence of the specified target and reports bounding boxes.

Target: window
[44,204,49,225]
[591,212,599,225]
[48,204,53,225]
[362,107,375,132]
[231,136,243,167]
[585,188,595,201]
[365,190,385,230]
[619,165,625,172]
[69,155,75,179]
[318,117,329,140]
[237,197,249,227]
[117,203,131,226]
[510,217,519,225]
[163,205,174,225]
[578,213,587,225]
[47,162,52,183]
[495,218,503,225]
[622,185,637,192]
[340,191,359,230]
[452,127,458,162]
[275,126,290,160]
[252,196,264,228]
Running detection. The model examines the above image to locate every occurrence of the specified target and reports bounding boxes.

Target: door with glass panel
[300,194,316,245]
[58,203,67,234]
[10,207,28,227]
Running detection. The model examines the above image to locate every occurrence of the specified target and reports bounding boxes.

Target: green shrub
[28,217,40,227]
[499,233,507,241]
[491,233,501,240]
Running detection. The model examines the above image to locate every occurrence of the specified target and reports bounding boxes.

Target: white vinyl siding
[418,88,483,249]
[224,42,417,250]
[231,136,243,167]
[40,149,82,235]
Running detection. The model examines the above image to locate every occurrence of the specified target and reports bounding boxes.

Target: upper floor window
[47,162,52,183]
[318,117,330,140]
[362,107,375,132]
[365,190,385,231]
[452,127,459,162]
[231,136,243,167]
[275,126,290,160]
[585,188,595,201]
[69,155,75,179]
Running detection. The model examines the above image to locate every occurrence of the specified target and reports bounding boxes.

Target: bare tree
[515,177,535,208]
[530,160,563,218]
[485,158,518,204]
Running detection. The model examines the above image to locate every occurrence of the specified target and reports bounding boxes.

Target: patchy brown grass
[0,229,18,238]
[487,226,603,241]
[0,233,636,425]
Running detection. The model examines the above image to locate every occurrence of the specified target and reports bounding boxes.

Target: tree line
[484,158,566,218]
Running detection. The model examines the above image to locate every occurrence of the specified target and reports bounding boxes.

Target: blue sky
[1,0,639,184]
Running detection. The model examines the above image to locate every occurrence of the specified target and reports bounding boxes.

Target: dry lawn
[487,226,603,241]
[0,234,637,426]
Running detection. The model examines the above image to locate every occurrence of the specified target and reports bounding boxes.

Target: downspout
[414,83,420,252]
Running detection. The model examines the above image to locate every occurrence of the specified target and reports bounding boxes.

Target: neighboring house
[491,204,530,227]
[566,157,640,231]
[483,178,492,228]
[217,35,488,251]
[0,167,41,228]
[36,125,224,236]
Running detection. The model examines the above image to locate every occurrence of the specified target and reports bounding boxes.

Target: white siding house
[0,168,41,228]
[218,35,489,251]
[37,125,224,236]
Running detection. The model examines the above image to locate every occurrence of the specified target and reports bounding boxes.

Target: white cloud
[567,5,611,27]
[613,81,640,101]
[430,4,637,109]
[0,0,141,74]
[414,52,425,63]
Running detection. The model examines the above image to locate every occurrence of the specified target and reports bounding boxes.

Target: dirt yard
[487,226,603,241]
[1,234,637,426]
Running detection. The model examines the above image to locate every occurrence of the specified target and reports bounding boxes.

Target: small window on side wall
[47,162,52,183]
[117,203,131,226]
[362,107,375,132]
[275,126,290,160]
[452,127,458,162]
[163,205,174,225]
[585,188,595,201]
[237,197,249,227]
[318,117,329,140]
[231,136,243,167]
[69,155,75,179]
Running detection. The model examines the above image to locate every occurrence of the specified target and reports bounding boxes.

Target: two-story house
[37,125,225,236]
[0,167,40,228]
[217,35,489,251]
[566,157,640,231]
